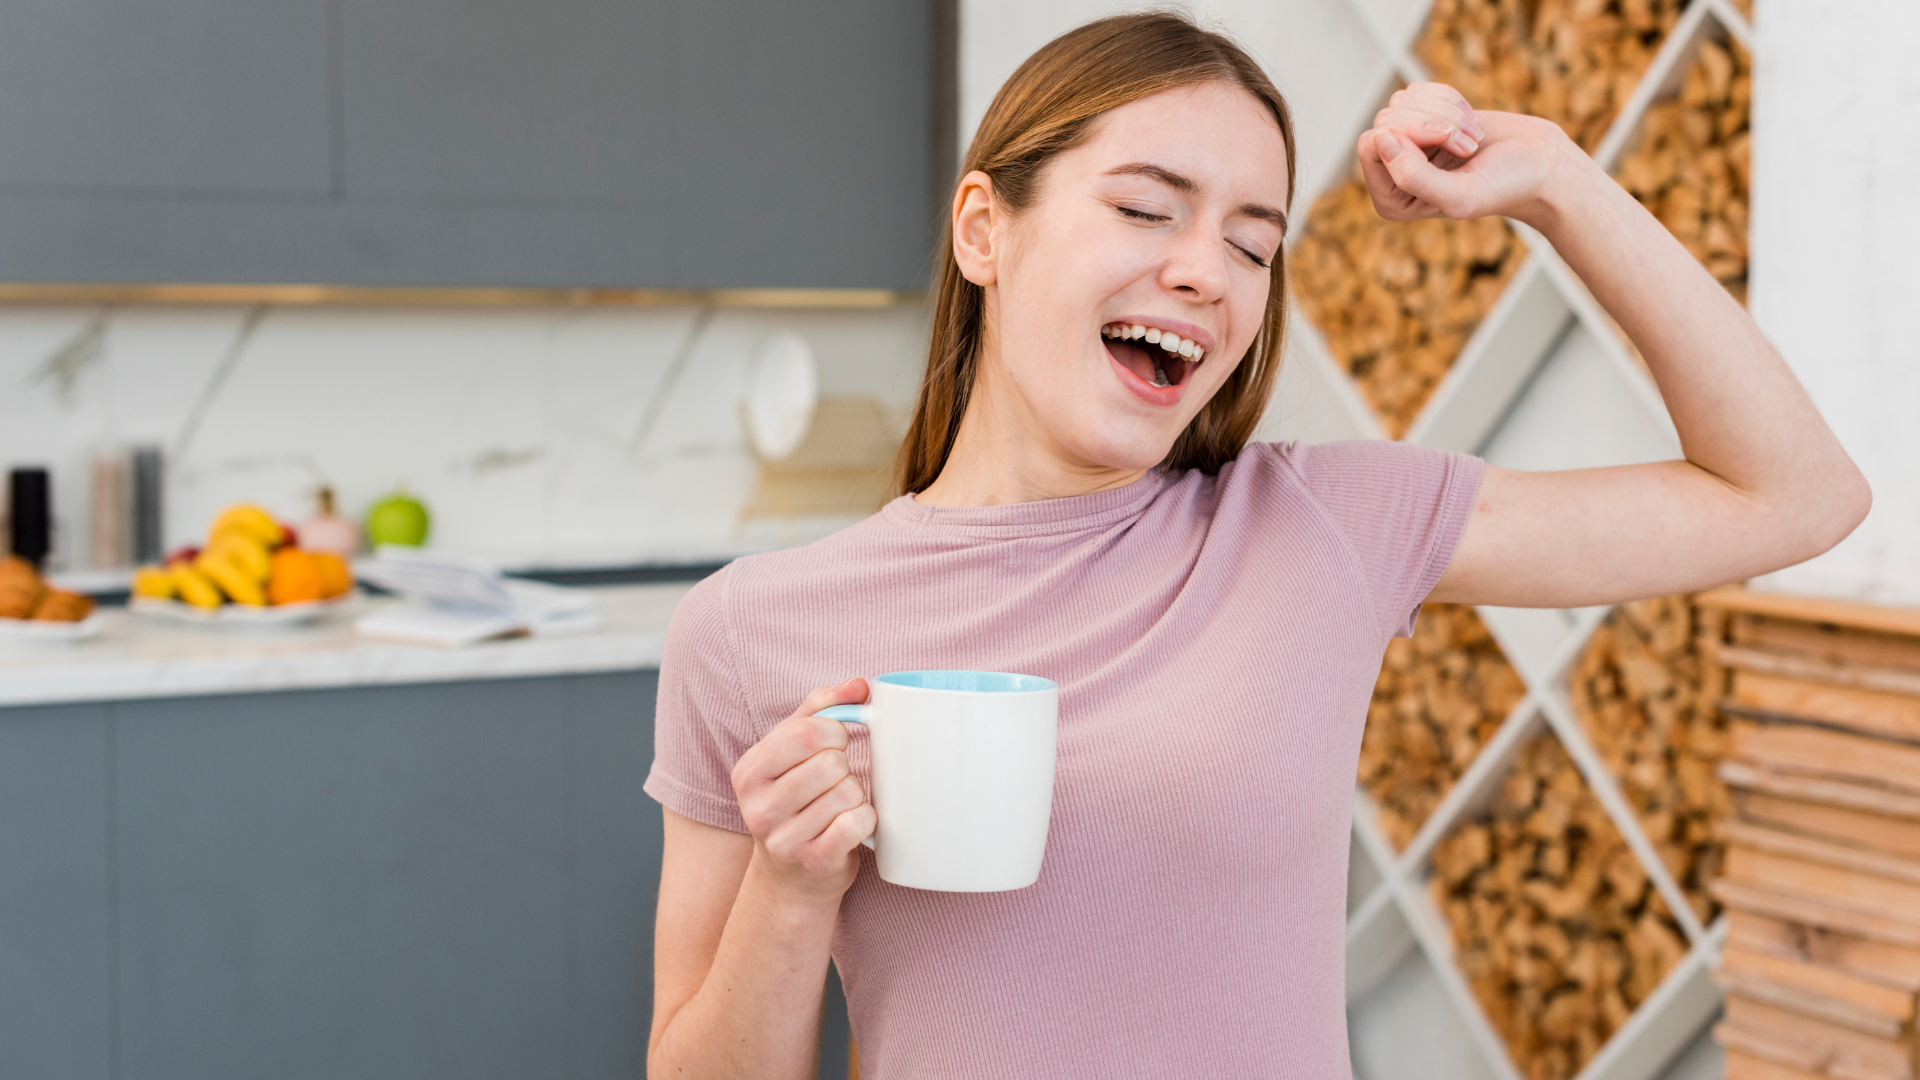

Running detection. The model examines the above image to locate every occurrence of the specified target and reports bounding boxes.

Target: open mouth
[1101,322,1206,389]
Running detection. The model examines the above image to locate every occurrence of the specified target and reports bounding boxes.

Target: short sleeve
[643,570,755,833]
[1276,440,1483,641]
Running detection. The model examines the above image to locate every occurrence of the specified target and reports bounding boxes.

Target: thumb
[1372,129,1479,217]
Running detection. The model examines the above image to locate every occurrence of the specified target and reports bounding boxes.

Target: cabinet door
[0,0,933,288]
[0,0,331,192]
[0,703,112,1080]
[114,679,573,1080]
[566,670,662,1080]
[669,0,934,288]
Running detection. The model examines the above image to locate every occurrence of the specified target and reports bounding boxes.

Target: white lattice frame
[1288,2,1759,1078]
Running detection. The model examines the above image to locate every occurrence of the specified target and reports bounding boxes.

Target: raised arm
[1350,84,1869,609]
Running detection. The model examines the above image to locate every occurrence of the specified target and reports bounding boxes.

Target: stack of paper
[353,548,600,647]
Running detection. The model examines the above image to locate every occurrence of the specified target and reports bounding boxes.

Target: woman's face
[957,81,1290,472]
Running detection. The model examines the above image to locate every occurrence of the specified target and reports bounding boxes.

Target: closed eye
[1118,203,1270,268]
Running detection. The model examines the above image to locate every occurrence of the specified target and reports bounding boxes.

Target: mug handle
[815,704,876,850]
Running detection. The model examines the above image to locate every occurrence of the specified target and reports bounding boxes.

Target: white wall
[0,302,930,572]
[1749,1,1920,607]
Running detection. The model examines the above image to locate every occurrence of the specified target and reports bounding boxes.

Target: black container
[8,467,52,568]
[132,446,164,564]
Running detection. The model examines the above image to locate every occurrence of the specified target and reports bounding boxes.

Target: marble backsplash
[0,301,932,573]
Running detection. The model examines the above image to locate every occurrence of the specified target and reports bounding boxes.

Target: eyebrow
[1104,161,1289,235]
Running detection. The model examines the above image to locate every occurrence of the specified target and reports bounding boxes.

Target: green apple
[365,489,431,548]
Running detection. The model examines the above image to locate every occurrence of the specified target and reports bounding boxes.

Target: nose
[1156,222,1231,305]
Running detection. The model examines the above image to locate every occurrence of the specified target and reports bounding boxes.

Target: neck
[913,338,1149,508]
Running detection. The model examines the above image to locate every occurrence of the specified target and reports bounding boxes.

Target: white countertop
[0,583,694,709]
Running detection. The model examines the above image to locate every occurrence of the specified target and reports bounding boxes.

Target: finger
[732,720,843,797]
[790,677,869,722]
[730,678,865,790]
[1369,129,1481,219]
[816,803,878,857]
[1356,132,1410,218]
[1404,82,1481,133]
[1373,106,1479,159]
[765,774,868,856]
[748,745,852,825]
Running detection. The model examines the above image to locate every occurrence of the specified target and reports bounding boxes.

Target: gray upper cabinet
[340,0,672,204]
[670,1,934,288]
[0,0,936,289]
[0,0,333,193]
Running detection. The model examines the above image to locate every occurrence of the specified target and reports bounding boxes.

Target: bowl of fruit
[0,555,102,646]
[131,503,357,627]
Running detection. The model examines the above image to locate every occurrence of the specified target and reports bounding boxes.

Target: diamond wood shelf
[1252,1,1759,1077]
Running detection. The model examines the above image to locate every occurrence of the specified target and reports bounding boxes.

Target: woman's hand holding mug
[730,677,878,903]
[1356,81,1595,232]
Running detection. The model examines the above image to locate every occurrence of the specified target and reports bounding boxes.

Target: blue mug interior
[877,670,1055,693]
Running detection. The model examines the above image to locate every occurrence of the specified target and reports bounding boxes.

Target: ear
[951,170,998,287]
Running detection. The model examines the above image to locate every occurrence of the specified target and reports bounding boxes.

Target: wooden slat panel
[1731,615,1920,675]
[1720,760,1920,820]
[1721,945,1915,1027]
[1712,879,1920,948]
[1729,722,1920,795]
[1728,909,1920,993]
[1697,587,1920,641]
[1732,672,1920,742]
[1738,790,1920,859]
[1726,846,1920,930]
[1725,1047,1833,1080]
[1718,643,1920,698]
[1719,1000,1914,1080]
[1726,821,1920,887]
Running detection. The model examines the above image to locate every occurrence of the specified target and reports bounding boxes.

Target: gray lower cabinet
[0,671,851,1080]
[0,701,113,1079]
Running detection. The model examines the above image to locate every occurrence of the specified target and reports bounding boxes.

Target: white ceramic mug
[816,670,1058,892]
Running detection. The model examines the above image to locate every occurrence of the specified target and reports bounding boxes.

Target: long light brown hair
[895,12,1298,496]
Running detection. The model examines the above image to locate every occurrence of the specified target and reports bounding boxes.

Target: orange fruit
[267,548,323,605]
[310,552,352,599]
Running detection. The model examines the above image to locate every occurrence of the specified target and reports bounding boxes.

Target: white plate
[0,613,105,646]
[130,591,359,628]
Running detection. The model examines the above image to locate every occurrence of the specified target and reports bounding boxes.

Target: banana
[208,504,283,549]
[171,564,225,610]
[132,566,177,600]
[196,549,267,606]
[203,532,271,581]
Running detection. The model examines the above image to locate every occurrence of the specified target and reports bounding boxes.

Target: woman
[646,13,1866,1079]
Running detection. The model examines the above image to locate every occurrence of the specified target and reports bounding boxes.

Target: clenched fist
[1357,81,1593,229]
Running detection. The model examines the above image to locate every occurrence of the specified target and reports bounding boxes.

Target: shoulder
[674,509,901,634]
[1230,440,1483,640]
[1252,438,1465,489]
[1233,440,1480,523]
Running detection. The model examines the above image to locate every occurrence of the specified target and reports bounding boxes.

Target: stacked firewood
[1697,589,1920,1080]
[1359,604,1529,847]
[1291,180,1522,437]
[1613,38,1753,302]
[1432,734,1693,1080]
[1570,595,1732,923]
[1416,0,1686,152]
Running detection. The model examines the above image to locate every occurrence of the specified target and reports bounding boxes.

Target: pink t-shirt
[645,439,1482,1079]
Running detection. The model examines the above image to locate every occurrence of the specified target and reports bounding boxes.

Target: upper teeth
[1102,323,1203,363]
